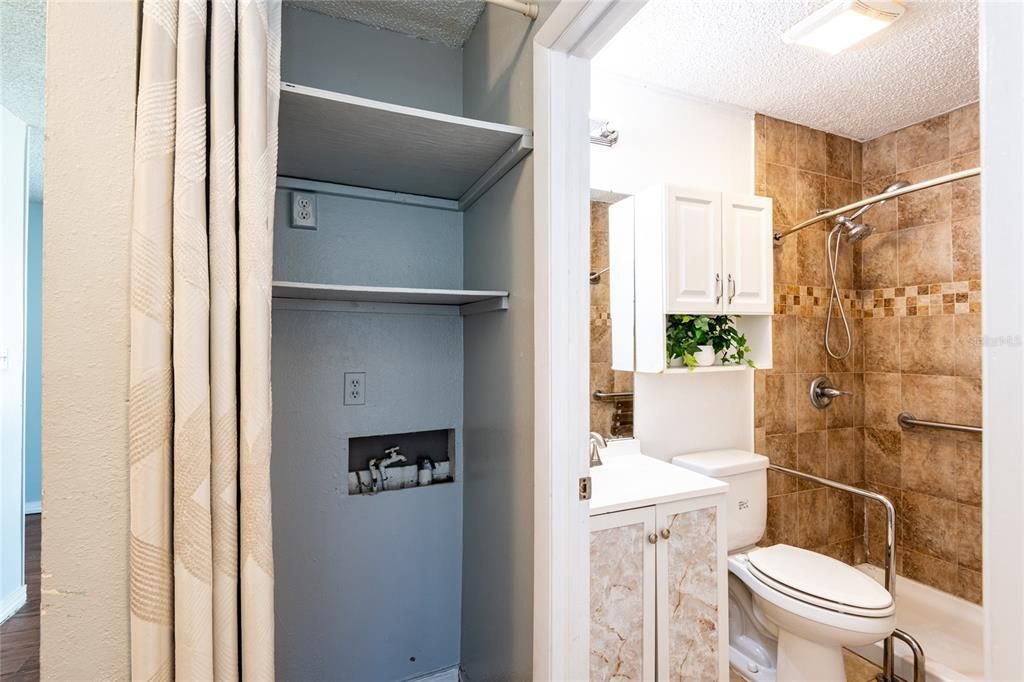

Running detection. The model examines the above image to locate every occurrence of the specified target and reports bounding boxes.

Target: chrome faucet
[589,432,607,467]
[809,376,852,410]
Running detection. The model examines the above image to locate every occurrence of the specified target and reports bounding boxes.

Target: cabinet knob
[648,533,658,544]
[660,528,671,539]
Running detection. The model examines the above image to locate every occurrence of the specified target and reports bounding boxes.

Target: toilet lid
[747,545,893,612]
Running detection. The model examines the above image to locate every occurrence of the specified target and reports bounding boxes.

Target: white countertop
[589,439,728,516]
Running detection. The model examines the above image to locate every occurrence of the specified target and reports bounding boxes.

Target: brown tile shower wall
[754,114,868,565]
[590,201,634,437]
[859,103,983,604]
[754,105,983,604]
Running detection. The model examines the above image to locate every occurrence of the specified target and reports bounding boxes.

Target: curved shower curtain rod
[773,166,981,244]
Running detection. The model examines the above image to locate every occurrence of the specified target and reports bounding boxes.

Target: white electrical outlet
[344,372,366,405]
[291,192,317,229]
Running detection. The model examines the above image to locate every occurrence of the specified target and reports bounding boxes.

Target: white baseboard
[403,665,460,682]
[25,500,41,514]
[0,584,27,624]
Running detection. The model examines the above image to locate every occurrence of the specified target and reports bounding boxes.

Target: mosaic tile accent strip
[774,285,862,318]
[774,281,981,318]
[861,280,982,318]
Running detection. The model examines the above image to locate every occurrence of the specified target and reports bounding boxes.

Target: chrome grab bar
[888,628,926,682]
[898,412,982,434]
[774,167,980,242]
[768,465,915,682]
[592,390,633,401]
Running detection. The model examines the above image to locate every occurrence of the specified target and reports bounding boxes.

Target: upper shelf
[278,82,534,211]
[272,281,509,316]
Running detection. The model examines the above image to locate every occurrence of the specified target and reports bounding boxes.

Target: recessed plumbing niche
[347,428,455,495]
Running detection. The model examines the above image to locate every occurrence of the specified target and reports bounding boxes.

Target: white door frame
[532,2,645,679]
[980,2,1024,678]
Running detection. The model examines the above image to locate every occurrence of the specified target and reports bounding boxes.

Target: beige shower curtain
[128,0,280,679]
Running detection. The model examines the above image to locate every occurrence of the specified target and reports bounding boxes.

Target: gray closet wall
[273,7,466,681]
[459,4,553,679]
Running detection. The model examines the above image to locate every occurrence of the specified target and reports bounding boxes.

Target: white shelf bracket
[460,296,510,316]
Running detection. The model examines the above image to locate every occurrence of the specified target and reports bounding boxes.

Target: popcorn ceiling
[288,0,485,48]
[593,0,978,142]
[0,0,45,200]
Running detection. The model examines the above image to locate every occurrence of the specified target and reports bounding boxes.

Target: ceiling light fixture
[782,0,906,55]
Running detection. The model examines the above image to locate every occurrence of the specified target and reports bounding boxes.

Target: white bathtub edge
[852,563,982,682]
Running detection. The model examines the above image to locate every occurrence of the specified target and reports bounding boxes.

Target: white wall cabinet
[590,497,728,682]
[610,184,773,373]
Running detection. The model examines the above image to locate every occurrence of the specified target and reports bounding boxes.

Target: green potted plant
[665,314,755,370]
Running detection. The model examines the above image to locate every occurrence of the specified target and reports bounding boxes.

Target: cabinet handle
[648,533,658,544]
[660,528,671,539]
[727,274,736,304]
[714,273,722,304]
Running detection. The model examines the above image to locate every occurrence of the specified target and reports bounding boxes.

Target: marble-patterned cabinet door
[590,507,657,681]
[655,499,729,682]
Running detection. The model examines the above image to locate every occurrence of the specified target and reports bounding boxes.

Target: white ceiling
[0,0,46,201]
[593,0,979,141]
[287,0,485,48]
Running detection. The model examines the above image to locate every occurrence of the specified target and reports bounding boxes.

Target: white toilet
[672,450,895,682]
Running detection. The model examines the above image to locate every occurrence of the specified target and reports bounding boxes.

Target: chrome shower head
[844,221,874,243]
[836,215,874,243]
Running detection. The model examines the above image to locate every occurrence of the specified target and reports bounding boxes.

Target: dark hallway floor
[1,514,40,681]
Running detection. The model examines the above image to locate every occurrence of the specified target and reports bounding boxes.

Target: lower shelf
[271,281,509,315]
[661,365,752,374]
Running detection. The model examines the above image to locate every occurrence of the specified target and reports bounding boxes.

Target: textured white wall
[41,1,138,677]
[590,68,755,196]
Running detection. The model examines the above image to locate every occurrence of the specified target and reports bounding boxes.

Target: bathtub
[851,564,983,682]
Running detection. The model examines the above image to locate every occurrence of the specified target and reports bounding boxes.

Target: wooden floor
[1,514,40,681]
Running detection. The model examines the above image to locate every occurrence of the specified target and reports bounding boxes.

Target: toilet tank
[672,450,769,552]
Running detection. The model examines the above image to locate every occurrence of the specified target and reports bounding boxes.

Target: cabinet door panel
[723,194,773,314]
[655,500,728,682]
[665,188,722,314]
[591,508,656,681]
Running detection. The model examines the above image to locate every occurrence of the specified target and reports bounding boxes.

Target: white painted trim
[24,500,40,515]
[980,2,1024,679]
[0,584,26,624]
[401,664,460,682]
[532,2,647,680]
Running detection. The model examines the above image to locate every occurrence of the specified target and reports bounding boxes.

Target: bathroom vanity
[589,440,730,681]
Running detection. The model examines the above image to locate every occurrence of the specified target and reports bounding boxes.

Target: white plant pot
[694,345,716,366]
[668,355,684,368]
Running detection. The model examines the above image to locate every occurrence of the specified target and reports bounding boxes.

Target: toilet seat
[745,545,894,618]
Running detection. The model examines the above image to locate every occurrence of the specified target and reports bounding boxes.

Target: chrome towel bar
[897,412,982,434]
[592,390,633,401]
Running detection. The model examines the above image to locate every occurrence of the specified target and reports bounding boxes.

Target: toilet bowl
[729,546,895,681]
[673,451,896,682]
